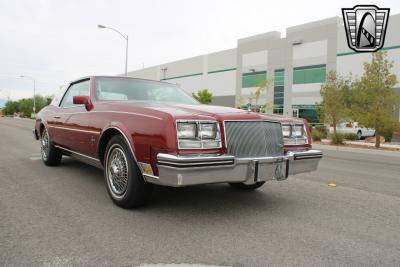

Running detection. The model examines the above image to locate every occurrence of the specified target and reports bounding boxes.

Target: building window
[242,71,267,88]
[292,105,319,124]
[273,69,284,114]
[293,64,326,84]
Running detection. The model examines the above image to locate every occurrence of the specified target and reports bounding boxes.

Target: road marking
[328,183,337,188]
[30,154,42,160]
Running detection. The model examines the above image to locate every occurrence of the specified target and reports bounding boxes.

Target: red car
[33,76,322,208]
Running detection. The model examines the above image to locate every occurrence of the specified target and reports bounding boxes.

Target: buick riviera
[33,76,322,208]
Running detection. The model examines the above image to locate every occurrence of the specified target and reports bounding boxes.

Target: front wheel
[104,135,153,208]
[229,181,265,190]
[357,130,362,140]
[41,128,62,166]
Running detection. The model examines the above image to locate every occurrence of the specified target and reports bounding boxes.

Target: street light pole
[98,24,129,76]
[20,75,36,118]
[125,35,128,76]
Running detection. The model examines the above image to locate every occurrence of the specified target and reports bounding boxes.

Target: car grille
[224,121,284,158]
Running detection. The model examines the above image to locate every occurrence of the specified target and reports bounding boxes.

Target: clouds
[0,0,399,100]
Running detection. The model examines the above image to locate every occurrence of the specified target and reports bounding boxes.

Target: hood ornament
[247,103,252,113]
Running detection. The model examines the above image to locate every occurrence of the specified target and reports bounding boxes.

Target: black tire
[41,128,62,166]
[104,135,153,208]
[357,130,362,140]
[229,181,265,190]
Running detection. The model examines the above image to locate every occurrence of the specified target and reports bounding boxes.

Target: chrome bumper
[287,149,322,175]
[144,149,322,187]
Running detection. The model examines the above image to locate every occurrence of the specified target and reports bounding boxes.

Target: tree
[254,79,270,105]
[320,70,352,134]
[2,95,53,117]
[352,51,399,148]
[3,100,19,115]
[192,89,213,104]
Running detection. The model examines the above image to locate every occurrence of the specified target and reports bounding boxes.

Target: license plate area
[245,159,289,183]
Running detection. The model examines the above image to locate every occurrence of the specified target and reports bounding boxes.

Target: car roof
[69,75,174,85]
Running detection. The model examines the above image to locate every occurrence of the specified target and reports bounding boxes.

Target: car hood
[102,101,252,119]
[98,100,304,123]
[146,102,245,116]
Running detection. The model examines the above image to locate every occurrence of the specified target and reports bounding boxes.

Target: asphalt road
[1,117,400,267]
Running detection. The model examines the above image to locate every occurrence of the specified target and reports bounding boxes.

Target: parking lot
[1,117,400,266]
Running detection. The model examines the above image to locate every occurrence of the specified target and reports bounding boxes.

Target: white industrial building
[127,13,400,123]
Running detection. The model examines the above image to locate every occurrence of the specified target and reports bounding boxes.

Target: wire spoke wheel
[41,129,50,161]
[106,146,129,196]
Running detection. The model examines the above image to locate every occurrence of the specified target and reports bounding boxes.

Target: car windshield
[94,77,198,105]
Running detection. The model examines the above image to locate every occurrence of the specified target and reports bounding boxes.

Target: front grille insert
[224,121,283,158]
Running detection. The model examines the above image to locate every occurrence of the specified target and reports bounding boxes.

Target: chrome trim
[157,153,234,162]
[42,109,162,120]
[175,120,222,150]
[286,149,322,175]
[149,149,322,187]
[158,160,234,166]
[54,145,100,162]
[143,174,159,180]
[48,125,100,135]
[153,152,288,187]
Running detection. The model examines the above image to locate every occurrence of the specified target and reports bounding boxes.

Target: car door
[57,79,95,155]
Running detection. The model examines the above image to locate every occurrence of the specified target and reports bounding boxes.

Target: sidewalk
[313,142,400,157]
[320,139,400,150]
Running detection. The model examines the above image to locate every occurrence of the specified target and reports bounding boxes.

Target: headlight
[176,121,221,149]
[177,122,197,139]
[199,123,217,139]
[282,125,291,137]
[292,125,304,137]
[282,124,308,145]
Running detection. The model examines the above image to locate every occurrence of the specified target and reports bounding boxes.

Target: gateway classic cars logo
[342,5,390,52]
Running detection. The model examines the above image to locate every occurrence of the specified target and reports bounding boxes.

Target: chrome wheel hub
[107,147,129,196]
[41,130,49,160]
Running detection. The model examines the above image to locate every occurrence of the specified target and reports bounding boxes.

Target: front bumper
[144,149,322,187]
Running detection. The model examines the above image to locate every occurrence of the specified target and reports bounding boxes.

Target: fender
[98,123,144,174]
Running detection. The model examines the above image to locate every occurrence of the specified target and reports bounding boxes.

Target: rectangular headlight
[282,125,291,137]
[282,124,308,145]
[199,123,217,139]
[176,121,221,149]
[293,125,305,137]
[177,122,197,139]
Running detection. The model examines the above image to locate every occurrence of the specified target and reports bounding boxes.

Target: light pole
[20,75,36,118]
[98,24,129,76]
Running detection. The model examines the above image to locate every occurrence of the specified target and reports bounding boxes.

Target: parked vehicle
[33,76,322,208]
[329,122,375,139]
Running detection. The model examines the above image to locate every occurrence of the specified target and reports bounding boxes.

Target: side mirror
[73,95,92,110]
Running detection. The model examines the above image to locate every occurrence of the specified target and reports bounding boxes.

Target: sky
[0,0,399,101]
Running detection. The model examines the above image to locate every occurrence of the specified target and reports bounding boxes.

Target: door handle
[53,115,61,119]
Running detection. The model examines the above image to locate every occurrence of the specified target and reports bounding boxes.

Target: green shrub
[343,133,358,141]
[314,125,328,139]
[311,130,323,141]
[380,128,393,143]
[330,133,344,145]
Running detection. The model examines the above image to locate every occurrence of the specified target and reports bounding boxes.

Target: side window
[60,80,90,107]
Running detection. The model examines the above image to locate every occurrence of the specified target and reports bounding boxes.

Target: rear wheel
[41,128,62,166]
[104,135,153,208]
[229,181,265,190]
